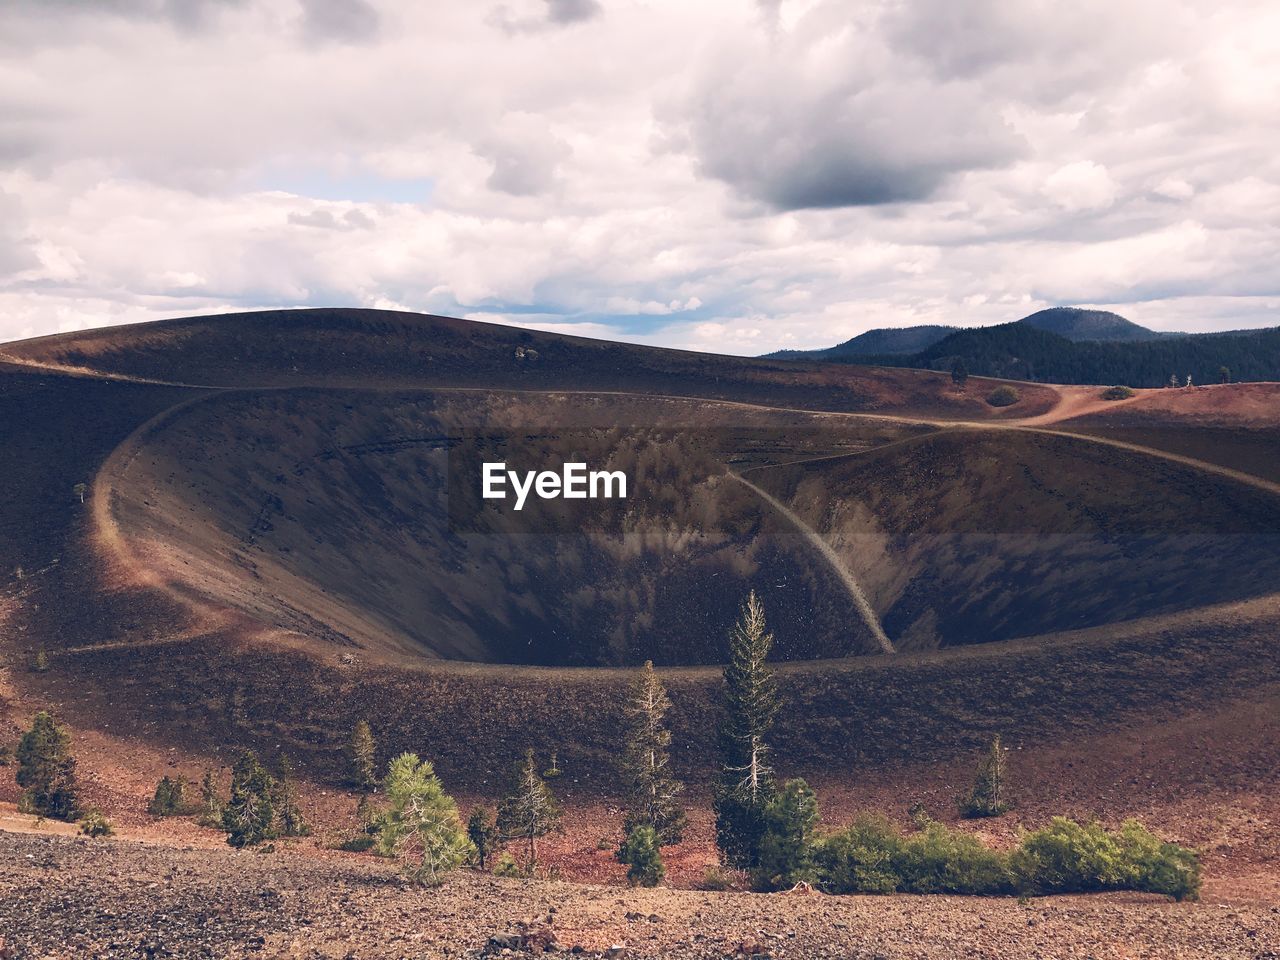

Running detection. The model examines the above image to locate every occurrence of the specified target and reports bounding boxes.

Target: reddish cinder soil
[3,310,1280,958]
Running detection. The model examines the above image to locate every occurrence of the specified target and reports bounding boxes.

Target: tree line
[859,322,1280,387]
[7,591,1200,899]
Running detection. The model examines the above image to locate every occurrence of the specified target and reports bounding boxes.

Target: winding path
[8,351,1280,659]
[728,472,895,655]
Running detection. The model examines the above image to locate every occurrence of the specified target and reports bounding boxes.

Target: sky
[1,0,1278,355]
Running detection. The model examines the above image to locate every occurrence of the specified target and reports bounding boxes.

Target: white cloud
[0,0,1278,351]
[1043,161,1118,212]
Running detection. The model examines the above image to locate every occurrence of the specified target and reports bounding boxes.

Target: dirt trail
[15,353,1280,671]
[1015,383,1146,425]
[0,351,216,389]
[1009,424,1280,500]
[728,473,895,654]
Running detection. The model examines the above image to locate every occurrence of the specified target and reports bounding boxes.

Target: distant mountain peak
[1016,307,1163,342]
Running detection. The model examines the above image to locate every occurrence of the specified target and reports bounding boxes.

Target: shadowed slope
[753,428,1280,650]
[0,307,1058,419]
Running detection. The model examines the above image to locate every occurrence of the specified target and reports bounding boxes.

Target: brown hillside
[1,308,1278,807]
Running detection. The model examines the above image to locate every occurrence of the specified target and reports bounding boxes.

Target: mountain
[764,308,1169,363]
[871,321,1280,386]
[767,307,1280,386]
[768,324,958,359]
[1017,306,1169,342]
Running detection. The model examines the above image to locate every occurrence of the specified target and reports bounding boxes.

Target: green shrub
[493,852,524,877]
[1010,818,1125,894]
[815,814,905,894]
[1114,820,1201,901]
[753,778,820,891]
[79,808,114,838]
[335,835,376,852]
[1101,385,1135,401]
[1009,817,1200,899]
[896,820,1011,895]
[813,812,1198,900]
[987,385,1021,407]
[617,824,665,887]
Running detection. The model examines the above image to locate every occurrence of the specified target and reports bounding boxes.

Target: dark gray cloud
[491,0,602,35]
[546,0,602,25]
[299,0,380,45]
[688,71,1023,209]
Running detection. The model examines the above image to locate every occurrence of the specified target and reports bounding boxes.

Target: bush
[1009,817,1124,894]
[335,835,377,852]
[1102,385,1135,401]
[617,824,665,887]
[1114,820,1201,901]
[1010,817,1200,900]
[815,814,905,894]
[493,852,524,877]
[896,820,1011,895]
[987,385,1021,407]
[79,808,114,838]
[792,809,1200,900]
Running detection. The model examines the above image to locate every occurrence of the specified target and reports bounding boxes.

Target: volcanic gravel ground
[2,832,1279,960]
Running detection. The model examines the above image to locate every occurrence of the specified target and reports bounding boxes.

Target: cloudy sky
[1,0,1278,354]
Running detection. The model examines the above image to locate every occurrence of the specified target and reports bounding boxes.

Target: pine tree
[16,711,79,821]
[467,807,500,870]
[273,756,310,837]
[617,824,665,887]
[149,775,189,816]
[951,358,969,389]
[621,660,686,846]
[497,749,561,871]
[753,778,820,891]
[376,752,473,885]
[197,768,223,827]
[714,591,780,870]
[960,734,1010,818]
[222,750,277,848]
[31,648,49,673]
[348,720,378,792]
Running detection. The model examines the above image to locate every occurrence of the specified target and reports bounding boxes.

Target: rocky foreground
[2,832,1279,959]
